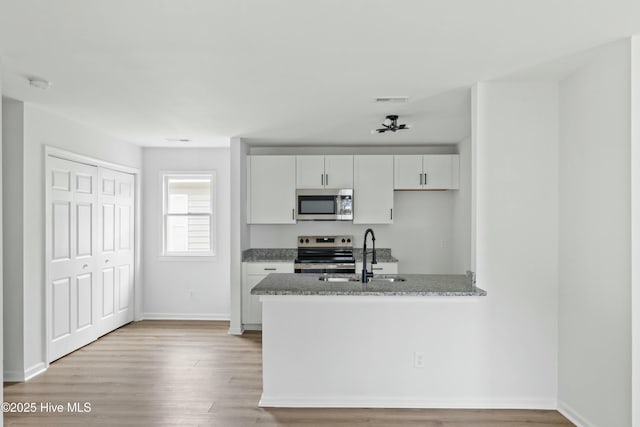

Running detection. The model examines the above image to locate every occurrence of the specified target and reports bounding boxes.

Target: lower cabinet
[355,262,398,275]
[242,262,293,328]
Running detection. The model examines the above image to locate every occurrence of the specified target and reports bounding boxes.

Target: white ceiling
[0,0,638,147]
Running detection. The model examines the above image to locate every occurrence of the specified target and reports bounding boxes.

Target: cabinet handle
[372,267,383,271]
[321,174,324,185]
[292,208,295,220]
[419,173,423,185]
[424,173,428,185]
[264,268,277,271]
[325,173,328,186]
[390,208,393,220]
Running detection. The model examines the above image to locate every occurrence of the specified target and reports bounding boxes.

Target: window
[162,172,215,257]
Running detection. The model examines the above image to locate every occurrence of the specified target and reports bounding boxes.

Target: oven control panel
[297,235,353,248]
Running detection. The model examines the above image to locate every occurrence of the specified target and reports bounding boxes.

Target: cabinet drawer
[245,262,294,275]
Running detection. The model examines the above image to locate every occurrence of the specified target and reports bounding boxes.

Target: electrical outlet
[188,290,194,299]
[414,352,425,368]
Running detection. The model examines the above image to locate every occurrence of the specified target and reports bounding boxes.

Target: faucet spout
[361,228,377,283]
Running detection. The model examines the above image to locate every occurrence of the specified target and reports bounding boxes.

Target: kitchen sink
[369,275,406,283]
[318,275,360,282]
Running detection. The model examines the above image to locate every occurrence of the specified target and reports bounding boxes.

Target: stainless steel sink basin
[318,275,360,282]
[369,275,406,283]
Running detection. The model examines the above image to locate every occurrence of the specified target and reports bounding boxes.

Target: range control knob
[299,238,304,244]
[342,238,346,243]
[305,238,309,243]
[347,238,351,243]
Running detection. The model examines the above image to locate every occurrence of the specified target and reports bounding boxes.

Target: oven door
[296,189,352,221]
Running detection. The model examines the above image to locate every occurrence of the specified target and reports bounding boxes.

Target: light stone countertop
[241,248,398,263]
[251,273,486,297]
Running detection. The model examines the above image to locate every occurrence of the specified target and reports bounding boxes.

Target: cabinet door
[243,274,266,325]
[394,155,423,190]
[242,262,293,327]
[248,156,296,224]
[423,155,459,190]
[324,155,353,188]
[296,155,325,189]
[353,155,394,224]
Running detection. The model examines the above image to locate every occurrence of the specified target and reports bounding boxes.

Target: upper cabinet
[248,155,296,224]
[353,155,394,224]
[296,155,353,189]
[394,154,459,190]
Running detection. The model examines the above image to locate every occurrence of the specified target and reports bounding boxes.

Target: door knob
[82,264,89,269]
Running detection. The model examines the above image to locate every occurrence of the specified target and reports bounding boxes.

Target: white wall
[557,39,631,427]
[142,148,230,319]
[229,137,249,334]
[452,136,472,272]
[473,81,559,406]
[3,101,142,380]
[632,35,640,427]
[0,68,4,427]
[2,98,24,379]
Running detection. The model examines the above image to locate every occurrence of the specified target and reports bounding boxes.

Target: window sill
[159,255,217,262]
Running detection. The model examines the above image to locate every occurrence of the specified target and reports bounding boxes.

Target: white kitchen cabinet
[242,262,294,328]
[248,155,296,224]
[356,262,398,275]
[324,155,353,188]
[394,154,460,190]
[353,155,394,224]
[296,155,353,189]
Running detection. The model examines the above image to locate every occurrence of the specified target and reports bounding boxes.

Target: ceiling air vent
[374,96,409,103]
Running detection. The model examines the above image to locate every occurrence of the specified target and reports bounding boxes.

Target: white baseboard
[142,312,230,321]
[259,395,557,409]
[228,326,244,335]
[24,362,47,381]
[558,400,595,427]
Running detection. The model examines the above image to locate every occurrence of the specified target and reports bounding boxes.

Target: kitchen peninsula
[252,273,487,408]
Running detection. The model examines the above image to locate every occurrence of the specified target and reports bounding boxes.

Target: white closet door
[96,168,135,337]
[47,157,99,362]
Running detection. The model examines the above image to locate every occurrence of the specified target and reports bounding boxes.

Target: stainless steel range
[294,235,356,274]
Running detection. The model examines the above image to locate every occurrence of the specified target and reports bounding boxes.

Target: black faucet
[361,228,378,283]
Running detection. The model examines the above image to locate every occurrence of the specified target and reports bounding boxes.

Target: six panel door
[47,157,99,362]
[47,156,135,362]
[97,168,135,337]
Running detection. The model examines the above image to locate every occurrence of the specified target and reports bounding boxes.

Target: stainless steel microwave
[296,189,353,221]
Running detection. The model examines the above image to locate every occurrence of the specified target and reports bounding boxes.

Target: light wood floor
[4,320,574,426]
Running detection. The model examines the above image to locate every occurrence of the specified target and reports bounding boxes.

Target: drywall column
[630,36,640,427]
[558,39,632,427]
[229,137,249,334]
[2,97,24,381]
[452,136,471,272]
[473,81,559,406]
[0,66,4,427]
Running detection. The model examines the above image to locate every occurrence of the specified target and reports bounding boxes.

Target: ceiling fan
[373,115,410,134]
